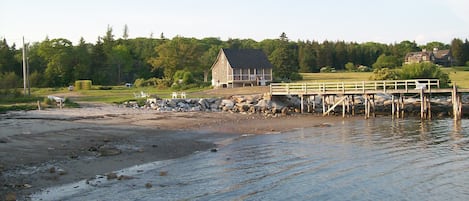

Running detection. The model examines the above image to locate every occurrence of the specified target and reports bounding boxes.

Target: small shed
[211,48,273,88]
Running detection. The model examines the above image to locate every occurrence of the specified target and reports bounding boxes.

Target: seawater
[33,117,469,201]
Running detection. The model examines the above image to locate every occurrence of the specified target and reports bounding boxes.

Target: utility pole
[22,36,30,96]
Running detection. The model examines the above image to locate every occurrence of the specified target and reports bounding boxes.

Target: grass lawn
[2,67,469,112]
[300,67,469,88]
[300,72,372,83]
[30,86,210,103]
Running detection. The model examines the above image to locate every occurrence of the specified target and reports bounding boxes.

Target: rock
[159,171,168,176]
[0,138,9,143]
[118,175,134,180]
[210,148,218,152]
[57,168,67,175]
[5,192,16,201]
[281,107,288,116]
[98,146,121,156]
[199,99,209,110]
[145,183,153,188]
[106,172,118,180]
[221,99,235,107]
[49,167,56,173]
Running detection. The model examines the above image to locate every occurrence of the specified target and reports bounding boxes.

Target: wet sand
[0,105,342,200]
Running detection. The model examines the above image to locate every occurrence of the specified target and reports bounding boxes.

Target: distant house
[404,48,453,66]
[211,48,273,88]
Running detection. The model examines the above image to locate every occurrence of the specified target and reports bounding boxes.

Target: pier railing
[270,79,440,95]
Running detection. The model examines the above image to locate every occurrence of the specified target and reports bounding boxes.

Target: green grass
[300,72,372,83]
[300,68,469,88]
[441,67,469,88]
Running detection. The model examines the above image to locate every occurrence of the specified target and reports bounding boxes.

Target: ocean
[33,117,469,201]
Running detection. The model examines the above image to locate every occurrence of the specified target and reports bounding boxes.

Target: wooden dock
[270,79,469,120]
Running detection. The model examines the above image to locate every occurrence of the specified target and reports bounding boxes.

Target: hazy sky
[1,0,468,46]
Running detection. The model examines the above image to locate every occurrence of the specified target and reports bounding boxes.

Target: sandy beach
[0,104,339,200]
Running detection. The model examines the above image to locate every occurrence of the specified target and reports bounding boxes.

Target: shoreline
[0,105,344,200]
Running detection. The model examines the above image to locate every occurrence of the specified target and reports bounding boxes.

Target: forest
[1,27,469,89]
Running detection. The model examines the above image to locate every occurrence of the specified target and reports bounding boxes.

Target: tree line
[1,28,469,89]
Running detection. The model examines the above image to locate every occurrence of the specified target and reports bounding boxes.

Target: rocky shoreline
[123,93,469,118]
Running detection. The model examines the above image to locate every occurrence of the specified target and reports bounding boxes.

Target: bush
[0,72,20,89]
[345,62,356,72]
[399,63,450,87]
[370,68,398,80]
[134,78,145,87]
[466,61,469,67]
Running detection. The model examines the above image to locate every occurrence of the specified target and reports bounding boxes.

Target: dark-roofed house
[211,48,273,88]
[404,48,453,66]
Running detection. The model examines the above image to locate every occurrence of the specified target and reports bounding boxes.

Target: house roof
[222,48,273,69]
[433,49,450,59]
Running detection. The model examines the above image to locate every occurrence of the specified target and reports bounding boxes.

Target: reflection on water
[33,118,469,201]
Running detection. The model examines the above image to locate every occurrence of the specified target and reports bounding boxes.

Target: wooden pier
[270,79,468,120]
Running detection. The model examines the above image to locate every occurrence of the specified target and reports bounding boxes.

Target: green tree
[372,54,400,69]
[420,41,449,51]
[37,38,74,86]
[110,44,133,83]
[451,38,466,66]
[269,33,299,81]
[148,36,202,81]
[123,24,129,40]
[0,38,20,75]
[298,41,317,73]
[73,38,92,80]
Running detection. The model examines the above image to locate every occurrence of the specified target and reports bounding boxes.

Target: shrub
[399,63,450,88]
[370,68,398,80]
[345,62,356,72]
[0,72,20,89]
[134,78,145,87]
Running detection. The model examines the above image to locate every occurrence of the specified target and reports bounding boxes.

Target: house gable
[211,48,273,88]
[222,48,273,69]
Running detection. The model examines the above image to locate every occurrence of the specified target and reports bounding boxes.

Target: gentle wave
[33,117,469,201]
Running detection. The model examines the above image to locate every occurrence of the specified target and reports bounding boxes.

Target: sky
[1,0,469,46]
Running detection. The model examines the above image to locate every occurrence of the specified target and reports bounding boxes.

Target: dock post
[428,94,432,119]
[364,95,368,119]
[392,95,395,119]
[452,85,462,120]
[342,96,346,118]
[300,95,304,114]
[420,88,425,119]
[400,95,405,118]
[322,95,326,116]
[313,95,316,113]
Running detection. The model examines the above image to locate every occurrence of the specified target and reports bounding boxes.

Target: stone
[5,192,16,201]
[145,183,153,188]
[98,146,122,157]
[106,172,118,180]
